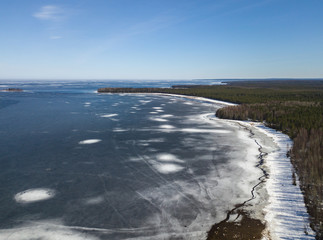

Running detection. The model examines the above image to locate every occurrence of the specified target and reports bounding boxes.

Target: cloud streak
[33,5,64,21]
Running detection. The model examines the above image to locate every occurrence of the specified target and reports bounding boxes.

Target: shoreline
[116,92,315,239]
[236,121,315,239]
[170,93,315,239]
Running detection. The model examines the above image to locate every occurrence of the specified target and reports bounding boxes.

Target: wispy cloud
[33,5,67,39]
[33,5,64,21]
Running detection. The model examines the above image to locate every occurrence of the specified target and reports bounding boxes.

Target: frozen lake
[1,80,312,239]
[0,81,263,239]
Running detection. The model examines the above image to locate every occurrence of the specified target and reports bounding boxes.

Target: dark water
[0,80,259,240]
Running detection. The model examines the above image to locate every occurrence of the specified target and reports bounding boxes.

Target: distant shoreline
[0,88,23,92]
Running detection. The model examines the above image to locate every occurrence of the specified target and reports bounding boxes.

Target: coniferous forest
[98,80,323,238]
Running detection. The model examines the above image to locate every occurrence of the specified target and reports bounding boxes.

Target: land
[98,80,323,239]
[1,88,23,92]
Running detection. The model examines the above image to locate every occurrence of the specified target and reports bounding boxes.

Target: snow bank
[254,124,315,239]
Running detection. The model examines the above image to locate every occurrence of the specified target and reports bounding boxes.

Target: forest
[98,80,323,238]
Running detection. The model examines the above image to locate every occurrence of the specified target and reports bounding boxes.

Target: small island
[1,88,23,92]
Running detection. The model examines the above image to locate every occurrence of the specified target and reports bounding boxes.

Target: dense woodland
[99,80,323,238]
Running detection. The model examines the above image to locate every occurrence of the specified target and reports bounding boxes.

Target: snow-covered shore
[252,123,315,239]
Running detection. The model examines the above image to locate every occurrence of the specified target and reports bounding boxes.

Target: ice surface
[0,220,100,240]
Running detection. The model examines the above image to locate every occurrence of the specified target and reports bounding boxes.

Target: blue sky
[0,0,322,80]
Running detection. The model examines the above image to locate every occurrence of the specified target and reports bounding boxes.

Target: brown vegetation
[207,210,265,240]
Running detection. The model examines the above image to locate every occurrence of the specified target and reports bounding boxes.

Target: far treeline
[98,80,323,238]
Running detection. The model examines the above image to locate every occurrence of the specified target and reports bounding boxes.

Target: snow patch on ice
[113,128,128,132]
[159,125,175,129]
[149,117,168,122]
[156,153,184,163]
[14,188,55,203]
[153,163,184,174]
[159,114,174,118]
[180,128,230,134]
[101,114,118,118]
[139,100,152,104]
[79,139,102,144]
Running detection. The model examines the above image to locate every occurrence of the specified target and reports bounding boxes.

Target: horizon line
[1,77,323,82]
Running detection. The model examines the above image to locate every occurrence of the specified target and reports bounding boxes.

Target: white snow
[149,117,168,122]
[153,163,184,174]
[0,220,99,240]
[101,113,118,118]
[156,153,184,163]
[159,114,174,118]
[79,139,102,144]
[14,188,55,203]
[159,125,175,129]
[254,124,315,239]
